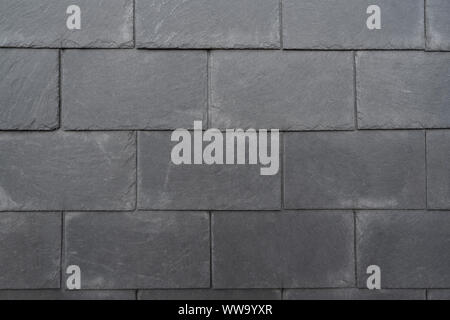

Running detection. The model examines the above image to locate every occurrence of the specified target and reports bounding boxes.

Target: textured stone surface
[427,0,450,50]
[211,51,354,130]
[65,211,210,289]
[284,131,425,209]
[357,211,450,288]
[136,0,279,48]
[0,132,135,211]
[62,50,207,130]
[428,290,450,300]
[0,212,60,289]
[0,49,58,130]
[139,289,281,300]
[426,131,450,209]
[284,289,425,300]
[138,132,281,210]
[283,0,424,49]
[357,52,450,129]
[0,0,133,48]
[212,211,354,288]
[0,290,135,300]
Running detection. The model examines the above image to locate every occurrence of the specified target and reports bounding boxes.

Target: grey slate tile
[0,212,61,289]
[357,52,450,129]
[64,211,210,289]
[283,0,424,49]
[357,211,450,288]
[0,290,135,300]
[138,132,281,210]
[284,131,426,209]
[0,49,58,130]
[427,0,450,50]
[62,50,207,130]
[284,289,425,300]
[427,130,450,209]
[212,211,354,288]
[0,0,133,48]
[428,290,450,300]
[135,0,280,48]
[210,51,354,130]
[0,132,135,211]
[138,289,281,300]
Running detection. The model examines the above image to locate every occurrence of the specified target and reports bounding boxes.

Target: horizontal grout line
[0,46,449,52]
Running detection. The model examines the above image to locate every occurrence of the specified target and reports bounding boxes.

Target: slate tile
[357,211,450,288]
[136,0,279,48]
[211,51,354,130]
[284,131,426,209]
[357,52,450,129]
[427,0,450,50]
[212,211,354,288]
[65,211,210,289]
[284,289,425,300]
[138,289,281,300]
[0,132,135,211]
[138,131,281,210]
[283,0,424,49]
[0,212,61,289]
[0,0,133,48]
[0,49,58,130]
[62,50,207,130]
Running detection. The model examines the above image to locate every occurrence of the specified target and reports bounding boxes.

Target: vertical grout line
[133,0,136,48]
[279,0,283,49]
[135,131,138,211]
[209,211,213,288]
[58,49,62,130]
[425,288,428,300]
[424,0,427,50]
[206,51,211,129]
[353,51,358,130]
[60,211,65,289]
[353,210,358,287]
[135,289,139,300]
[280,132,284,210]
[425,130,428,210]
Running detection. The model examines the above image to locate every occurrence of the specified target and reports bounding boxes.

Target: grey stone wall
[0,0,449,300]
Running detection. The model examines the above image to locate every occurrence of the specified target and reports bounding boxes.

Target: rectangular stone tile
[138,132,281,210]
[283,0,424,49]
[357,211,450,288]
[0,49,58,130]
[284,131,425,209]
[211,51,354,130]
[0,290,135,300]
[357,52,450,129]
[0,212,61,289]
[65,211,210,289]
[428,290,450,300]
[138,289,281,300]
[427,0,450,50]
[62,50,207,130]
[0,132,135,211]
[0,0,133,48]
[427,131,450,209]
[284,289,425,300]
[212,211,354,288]
[136,0,279,48]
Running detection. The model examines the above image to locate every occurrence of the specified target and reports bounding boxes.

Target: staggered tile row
[1,131,450,211]
[1,50,449,131]
[1,0,449,50]
[1,211,450,290]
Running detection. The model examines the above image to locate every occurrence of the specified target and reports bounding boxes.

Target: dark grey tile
[65,211,210,289]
